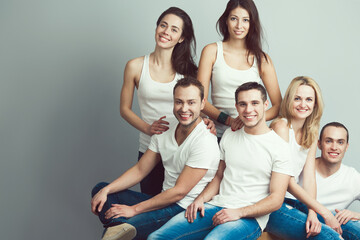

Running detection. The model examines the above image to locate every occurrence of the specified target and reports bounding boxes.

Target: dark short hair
[235,82,267,102]
[173,77,204,100]
[320,122,349,143]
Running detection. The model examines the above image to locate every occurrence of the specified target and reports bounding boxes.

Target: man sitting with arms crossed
[295,122,360,239]
[91,77,220,240]
[148,82,294,240]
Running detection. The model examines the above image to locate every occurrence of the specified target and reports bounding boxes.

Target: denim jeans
[265,198,344,240]
[138,151,164,196]
[91,182,184,240]
[148,203,262,240]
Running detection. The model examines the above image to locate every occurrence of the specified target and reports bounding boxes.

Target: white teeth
[329,152,339,156]
[244,116,255,119]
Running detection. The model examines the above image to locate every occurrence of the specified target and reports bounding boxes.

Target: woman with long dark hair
[120,7,197,196]
[198,0,281,138]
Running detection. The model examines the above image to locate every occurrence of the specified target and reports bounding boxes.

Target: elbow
[173,188,189,202]
[270,194,285,212]
[119,106,127,119]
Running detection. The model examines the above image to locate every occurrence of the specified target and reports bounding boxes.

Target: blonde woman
[265,76,342,239]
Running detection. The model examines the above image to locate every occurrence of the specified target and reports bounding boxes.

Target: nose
[330,142,337,150]
[236,20,241,29]
[164,26,170,35]
[300,99,306,108]
[181,103,189,112]
[245,104,253,112]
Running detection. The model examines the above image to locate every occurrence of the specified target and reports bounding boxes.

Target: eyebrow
[325,137,346,142]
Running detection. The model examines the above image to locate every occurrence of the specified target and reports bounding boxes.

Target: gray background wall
[1,0,359,239]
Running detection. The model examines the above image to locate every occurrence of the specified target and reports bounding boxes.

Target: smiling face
[236,89,268,130]
[318,126,349,165]
[226,6,250,40]
[173,85,204,128]
[291,85,316,120]
[155,14,184,49]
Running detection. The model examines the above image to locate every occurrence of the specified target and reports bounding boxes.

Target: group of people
[90,0,360,239]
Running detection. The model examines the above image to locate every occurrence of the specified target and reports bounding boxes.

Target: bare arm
[212,171,291,225]
[260,54,282,121]
[185,160,226,222]
[197,44,233,126]
[91,149,161,214]
[104,165,209,219]
[120,58,169,136]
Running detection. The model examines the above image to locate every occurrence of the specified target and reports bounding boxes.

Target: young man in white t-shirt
[315,122,359,239]
[148,82,294,240]
[91,77,220,240]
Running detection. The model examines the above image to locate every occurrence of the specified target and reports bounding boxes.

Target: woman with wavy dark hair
[120,7,198,196]
[198,0,281,139]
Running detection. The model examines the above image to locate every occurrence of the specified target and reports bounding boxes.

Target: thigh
[204,218,261,240]
[266,203,341,240]
[342,219,360,240]
[148,204,222,240]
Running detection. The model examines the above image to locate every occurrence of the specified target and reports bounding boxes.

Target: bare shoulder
[125,56,144,72]
[271,119,290,141]
[201,43,217,57]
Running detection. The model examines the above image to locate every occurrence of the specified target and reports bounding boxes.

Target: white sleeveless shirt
[137,55,183,152]
[283,119,309,199]
[211,41,262,137]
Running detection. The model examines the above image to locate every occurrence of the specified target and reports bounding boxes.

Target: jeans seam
[173,225,214,240]
[244,225,261,239]
[343,228,360,240]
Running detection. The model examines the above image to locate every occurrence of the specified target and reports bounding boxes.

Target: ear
[317,139,321,150]
[345,143,349,152]
[178,37,184,44]
[200,98,205,110]
[264,99,269,110]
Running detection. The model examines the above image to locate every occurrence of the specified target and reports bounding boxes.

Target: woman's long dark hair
[217,0,267,73]
[156,7,198,77]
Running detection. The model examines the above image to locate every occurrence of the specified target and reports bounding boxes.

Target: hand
[203,118,217,136]
[305,210,322,238]
[231,116,244,131]
[148,116,169,135]
[105,204,137,219]
[212,208,241,226]
[324,211,343,235]
[185,198,205,223]
[335,209,360,225]
[91,189,108,215]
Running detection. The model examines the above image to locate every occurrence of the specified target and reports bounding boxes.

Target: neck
[225,38,247,51]
[291,118,306,134]
[175,118,202,145]
[153,45,174,66]
[244,120,270,135]
[316,157,341,178]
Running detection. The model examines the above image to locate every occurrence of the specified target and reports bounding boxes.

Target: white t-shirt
[208,128,293,230]
[148,120,220,209]
[315,164,360,211]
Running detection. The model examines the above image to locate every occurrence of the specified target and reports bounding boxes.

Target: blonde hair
[276,76,324,149]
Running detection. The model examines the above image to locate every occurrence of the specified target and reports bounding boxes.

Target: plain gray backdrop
[1,0,359,239]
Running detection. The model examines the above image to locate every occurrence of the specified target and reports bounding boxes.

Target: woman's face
[226,6,250,40]
[155,14,184,49]
[291,85,316,120]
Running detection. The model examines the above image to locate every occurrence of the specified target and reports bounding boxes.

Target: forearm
[120,107,150,135]
[238,192,284,218]
[265,104,280,121]
[202,101,232,126]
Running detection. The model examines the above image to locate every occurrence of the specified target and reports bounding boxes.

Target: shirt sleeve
[272,141,294,176]
[353,168,360,201]
[148,134,159,153]
[186,134,220,170]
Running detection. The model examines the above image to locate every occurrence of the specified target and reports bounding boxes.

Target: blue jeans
[148,203,262,240]
[265,198,344,240]
[91,182,184,240]
[138,151,164,196]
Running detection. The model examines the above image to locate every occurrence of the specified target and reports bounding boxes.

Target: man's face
[318,126,349,165]
[235,89,268,129]
[173,85,204,128]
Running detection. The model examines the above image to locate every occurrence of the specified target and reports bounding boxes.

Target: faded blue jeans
[91,182,184,240]
[148,203,262,240]
[265,198,355,240]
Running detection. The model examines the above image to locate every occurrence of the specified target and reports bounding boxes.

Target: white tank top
[211,41,262,137]
[137,55,183,152]
[284,119,310,199]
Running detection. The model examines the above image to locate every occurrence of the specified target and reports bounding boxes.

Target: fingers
[201,207,205,218]
[306,220,310,233]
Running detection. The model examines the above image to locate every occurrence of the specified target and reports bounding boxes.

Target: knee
[91,181,108,197]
